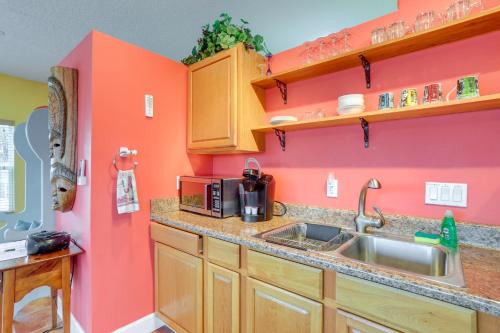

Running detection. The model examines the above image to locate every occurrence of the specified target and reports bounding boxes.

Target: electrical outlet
[425,182,467,207]
[327,179,338,197]
[145,94,153,117]
[326,173,338,198]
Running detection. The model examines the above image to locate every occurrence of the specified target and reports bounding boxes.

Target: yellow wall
[0,73,47,212]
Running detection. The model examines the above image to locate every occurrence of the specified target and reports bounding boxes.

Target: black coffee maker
[239,158,275,222]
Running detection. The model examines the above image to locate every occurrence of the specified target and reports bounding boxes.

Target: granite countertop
[151,203,500,317]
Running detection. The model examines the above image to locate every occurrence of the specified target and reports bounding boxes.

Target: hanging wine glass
[328,33,339,57]
[340,30,352,53]
[309,42,321,62]
[317,37,330,60]
[265,53,273,76]
[301,41,314,64]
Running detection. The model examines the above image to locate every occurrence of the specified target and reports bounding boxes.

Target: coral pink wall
[213,0,500,226]
[90,31,211,333]
[58,31,212,332]
[57,1,500,330]
[58,32,94,331]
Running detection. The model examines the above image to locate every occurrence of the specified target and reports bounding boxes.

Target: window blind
[0,120,15,212]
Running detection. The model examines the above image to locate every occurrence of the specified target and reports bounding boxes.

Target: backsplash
[151,198,499,249]
[151,197,179,213]
[282,203,500,249]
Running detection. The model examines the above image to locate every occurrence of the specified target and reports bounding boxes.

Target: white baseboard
[57,297,85,333]
[112,313,166,333]
[56,297,165,333]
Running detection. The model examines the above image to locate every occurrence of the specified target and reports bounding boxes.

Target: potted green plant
[181,13,271,65]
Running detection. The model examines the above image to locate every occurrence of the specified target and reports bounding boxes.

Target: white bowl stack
[337,94,365,115]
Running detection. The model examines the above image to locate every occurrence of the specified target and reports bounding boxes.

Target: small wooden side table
[0,243,83,333]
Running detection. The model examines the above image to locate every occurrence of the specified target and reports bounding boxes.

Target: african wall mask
[48,66,78,212]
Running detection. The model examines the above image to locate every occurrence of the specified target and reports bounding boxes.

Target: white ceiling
[0,0,397,82]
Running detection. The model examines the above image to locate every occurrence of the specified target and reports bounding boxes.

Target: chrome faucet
[354,178,385,233]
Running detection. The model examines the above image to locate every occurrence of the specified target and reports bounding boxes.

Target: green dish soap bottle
[440,210,458,249]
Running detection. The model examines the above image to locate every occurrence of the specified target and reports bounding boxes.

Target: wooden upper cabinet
[189,48,236,149]
[188,43,266,154]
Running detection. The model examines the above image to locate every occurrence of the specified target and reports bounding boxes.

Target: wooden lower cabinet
[246,277,323,333]
[247,250,323,300]
[206,263,240,333]
[336,273,477,333]
[152,227,489,333]
[155,243,203,333]
[336,309,399,333]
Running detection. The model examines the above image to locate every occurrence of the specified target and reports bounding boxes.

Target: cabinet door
[336,273,476,333]
[336,310,400,333]
[246,277,322,333]
[206,263,239,333]
[188,47,237,150]
[155,243,203,333]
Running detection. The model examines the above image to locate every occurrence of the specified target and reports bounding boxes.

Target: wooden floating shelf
[252,94,500,133]
[251,7,500,89]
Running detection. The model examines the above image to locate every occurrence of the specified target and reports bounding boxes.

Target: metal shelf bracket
[274,129,286,151]
[359,55,371,89]
[360,118,369,148]
[275,79,288,104]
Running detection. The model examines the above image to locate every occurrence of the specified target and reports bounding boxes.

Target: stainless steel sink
[254,222,465,287]
[337,234,465,287]
[254,223,354,252]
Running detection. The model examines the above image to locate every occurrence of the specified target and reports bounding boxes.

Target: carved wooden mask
[48,66,78,212]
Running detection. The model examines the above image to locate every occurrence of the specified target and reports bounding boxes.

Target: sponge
[414,231,440,245]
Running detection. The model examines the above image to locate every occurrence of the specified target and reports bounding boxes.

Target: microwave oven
[179,176,242,218]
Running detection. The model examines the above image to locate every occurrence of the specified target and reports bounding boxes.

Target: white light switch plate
[145,94,153,117]
[425,182,467,207]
